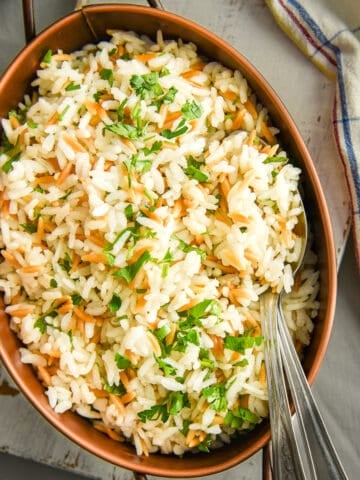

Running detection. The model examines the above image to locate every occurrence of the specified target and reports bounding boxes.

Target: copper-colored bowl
[0,4,336,478]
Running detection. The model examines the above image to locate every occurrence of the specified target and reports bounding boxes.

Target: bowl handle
[21,0,164,44]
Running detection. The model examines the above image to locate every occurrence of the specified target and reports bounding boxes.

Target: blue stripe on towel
[311,26,360,59]
[333,116,360,124]
[288,0,360,203]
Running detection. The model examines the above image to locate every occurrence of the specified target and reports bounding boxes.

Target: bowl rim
[0,3,337,477]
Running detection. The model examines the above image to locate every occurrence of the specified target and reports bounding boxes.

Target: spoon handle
[260,292,306,480]
[278,305,349,479]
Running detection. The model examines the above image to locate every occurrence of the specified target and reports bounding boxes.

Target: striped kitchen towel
[266,0,360,268]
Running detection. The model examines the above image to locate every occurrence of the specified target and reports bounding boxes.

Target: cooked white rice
[0,30,319,455]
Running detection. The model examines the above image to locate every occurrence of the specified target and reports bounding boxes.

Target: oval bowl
[0,4,337,478]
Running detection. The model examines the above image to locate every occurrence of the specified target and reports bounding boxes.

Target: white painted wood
[0,0,352,479]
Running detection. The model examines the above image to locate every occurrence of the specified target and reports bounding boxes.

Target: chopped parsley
[2,152,21,173]
[93,90,105,102]
[130,72,163,100]
[124,153,152,177]
[117,98,127,120]
[96,362,126,395]
[181,100,203,120]
[124,204,134,220]
[138,391,189,423]
[58,105,70,121]
[105,252,116,266]
[112,250,151,283]
[100,68,114,86]
[187,298,221,320]
[109,293,122,313]
[199,348,215,369]
[159,67,170,77]
[224,407,259,428]
[103,227,136,252]
[151,86,178,111]
[142,140,163,156]
[27,120,38,128]
[65,81,81,91]
[184,156,209,183]
[59,252,72,273]
[71,293,82,305]
[174,329,200,352]
[202,382,227,412]
[153,324,172,357]
[108,47,118,57]
[34,310,57,334]
[233,358,249,367]
[174,236,206,261]
[103,121,145,140]
[160,118,188,139]
[155,355,177,376]
[197,435,213,453]
[34,317,47,334]
[263,156,287,164]
[20,223,37,233]
[114,352,131,369]
[120,52,132,61]
[103,381,126,396]
[50,279,58,288]
[223,333,263,354]
[42,49,52,64]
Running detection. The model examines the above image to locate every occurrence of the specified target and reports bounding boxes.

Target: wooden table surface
[0,1,357,479]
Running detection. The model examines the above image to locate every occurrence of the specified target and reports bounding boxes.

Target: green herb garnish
[109,293,122,313]
[138,392,189,423]
[197,435,213,453]
[233,358,249,367]
[263,156,287,164]
[65,81,81,91]
[58,105,70,121]
[202,382,227,412]
[27,120,38,128]
[112,250,151,283]
[174,236,206,261]
[2,152,21,173]
[223,334,263,354]
[71,293,82,305]
[184,156,209,183]
[151,86,178,111]
[130,72,163,100]
[117,98,127,121]
[100,68,114,86]
[155,355,177,376]
[34,310,57,334]
[142,140,163,156]
[20,223,37,233]
[224,407,259,428]
[59,252,72,273]
[42,49,52,64]
[103,382,126,396]
[124,204,134,220]
[104,122,143,140]
[160,118,188,139]
[115,352,131,369]
[181,100,203,120]
[159,67,170,77]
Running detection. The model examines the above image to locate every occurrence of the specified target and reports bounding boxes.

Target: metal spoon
[261,193,348,479]
[277,216,348,478]
[260,194,311,479]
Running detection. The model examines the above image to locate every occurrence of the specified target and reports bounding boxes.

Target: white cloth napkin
[266,0,360,268]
